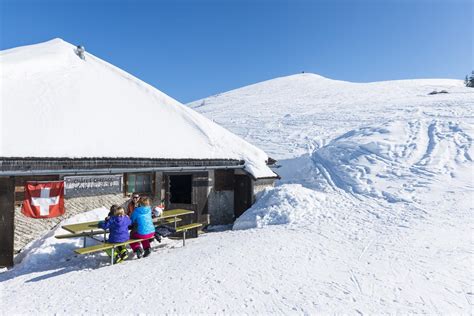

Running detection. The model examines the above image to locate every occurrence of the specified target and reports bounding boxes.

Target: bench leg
[111,247,115,265]
[183,230,186,247]
[83,236,86,248]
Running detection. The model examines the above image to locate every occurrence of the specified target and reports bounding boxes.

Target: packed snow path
[0,186,471,314]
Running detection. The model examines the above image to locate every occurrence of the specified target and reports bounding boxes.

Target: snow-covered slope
[189,73,474,312]
[190,73,473,200]
[310,119,473,202]
[189,73,471,160]
[0,39,274,178]
[2,72,473,314]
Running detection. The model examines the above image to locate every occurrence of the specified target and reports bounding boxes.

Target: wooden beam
[0,177,15,267]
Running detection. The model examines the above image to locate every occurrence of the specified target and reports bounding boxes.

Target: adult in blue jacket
[129,197,155,258]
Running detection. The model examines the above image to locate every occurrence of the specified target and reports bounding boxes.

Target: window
[127,173,152,194]
[169,175,192,204]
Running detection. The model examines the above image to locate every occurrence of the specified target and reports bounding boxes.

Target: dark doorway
[169,175,192,204]
[234,175,251,218]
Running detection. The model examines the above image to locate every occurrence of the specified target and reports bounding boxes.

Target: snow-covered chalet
[0,39,277,267]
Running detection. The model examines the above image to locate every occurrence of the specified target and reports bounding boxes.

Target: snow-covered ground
[1,73,473,314]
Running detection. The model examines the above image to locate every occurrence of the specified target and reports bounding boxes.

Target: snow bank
[312,119,473,202]
[233,184,326,230]
[14,207,108,268]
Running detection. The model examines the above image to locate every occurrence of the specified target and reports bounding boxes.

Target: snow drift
[233,184,326,230]
[312,119,473,202]
[13,207,109,268]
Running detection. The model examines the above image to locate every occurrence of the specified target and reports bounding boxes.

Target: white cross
[31,188,60,216]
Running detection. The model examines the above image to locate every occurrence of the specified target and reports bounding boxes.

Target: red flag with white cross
[22,181,65,218]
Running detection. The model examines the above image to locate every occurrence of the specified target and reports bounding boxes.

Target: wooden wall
[0,177,15,267]
[13,175,60,205]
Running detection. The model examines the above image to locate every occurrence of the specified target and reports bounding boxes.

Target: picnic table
[56,208,202,265]
[62,209,194,235]
[55,209,202,264]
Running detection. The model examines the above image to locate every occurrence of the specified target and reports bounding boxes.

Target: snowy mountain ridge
[189,72,473,203]
[189,73,468,159]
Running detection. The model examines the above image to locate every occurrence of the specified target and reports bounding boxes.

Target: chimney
[75,45,86,60]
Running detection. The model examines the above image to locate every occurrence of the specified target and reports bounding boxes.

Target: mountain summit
[189,72,468,160]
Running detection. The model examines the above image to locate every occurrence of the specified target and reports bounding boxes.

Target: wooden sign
[64,175,123,197]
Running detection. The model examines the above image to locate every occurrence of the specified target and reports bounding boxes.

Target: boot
[135,248,143,259]
[143,248,151,258]
[120,249,129,261]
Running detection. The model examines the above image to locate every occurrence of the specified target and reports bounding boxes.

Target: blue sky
[1,0,472,103]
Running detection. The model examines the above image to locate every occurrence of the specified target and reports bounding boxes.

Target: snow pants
[129,232,155,251]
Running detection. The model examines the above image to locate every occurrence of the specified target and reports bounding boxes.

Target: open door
[165,174,193,210]
[164,173,198,237]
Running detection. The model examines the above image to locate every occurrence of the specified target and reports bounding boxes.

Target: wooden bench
[55,230,106,239]
[74,238,149,265]
[74,223,203,259]
[175,223,203,246]
[71,220,202,265]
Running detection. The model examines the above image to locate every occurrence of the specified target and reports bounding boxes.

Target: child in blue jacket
[99,206,131,263]
[129,196,155,258]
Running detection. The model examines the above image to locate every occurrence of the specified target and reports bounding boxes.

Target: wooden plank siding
[214,170,234,191]
[192,172,210,219]
[14,175,60,205]
[0,177,15,267]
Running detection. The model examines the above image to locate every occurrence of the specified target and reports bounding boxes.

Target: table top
[62,209,195,234]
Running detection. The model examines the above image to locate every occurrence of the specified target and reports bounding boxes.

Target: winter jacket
[99,215,131,243]
[155,224,176,237]
[130,206,155,235]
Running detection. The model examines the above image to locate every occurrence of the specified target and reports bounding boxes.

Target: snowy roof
[0,39,276,178]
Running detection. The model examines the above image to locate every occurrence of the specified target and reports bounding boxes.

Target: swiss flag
[22,181,65,218]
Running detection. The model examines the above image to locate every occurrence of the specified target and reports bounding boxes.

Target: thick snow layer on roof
[0,38,275,178]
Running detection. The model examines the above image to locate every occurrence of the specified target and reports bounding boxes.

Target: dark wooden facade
[0,178,15,267]
[0,157,269,268]
[234,174,252,218]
